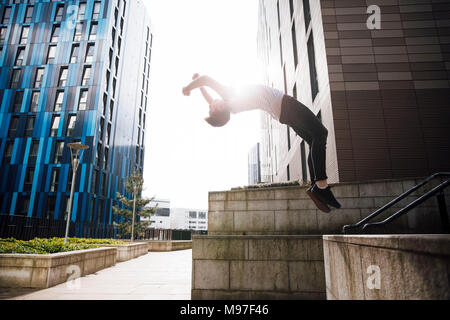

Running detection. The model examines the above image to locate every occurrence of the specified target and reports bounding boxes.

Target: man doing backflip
[182,74,341,212]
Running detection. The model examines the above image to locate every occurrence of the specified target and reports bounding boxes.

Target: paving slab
[1,249,192,300]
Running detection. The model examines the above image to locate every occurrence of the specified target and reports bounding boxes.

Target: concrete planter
[99,242,148,262]
[147,240,192,252]
[323,234,450,300]
[0,247,117,289]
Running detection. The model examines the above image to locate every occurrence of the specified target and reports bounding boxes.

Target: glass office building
[0,0,152,238]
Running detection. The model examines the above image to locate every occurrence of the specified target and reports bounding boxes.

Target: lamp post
[128,173,143,243]
[64,142,89,244]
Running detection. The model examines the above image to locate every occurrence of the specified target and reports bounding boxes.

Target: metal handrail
[362,179,450,232]
[342,172,450,234]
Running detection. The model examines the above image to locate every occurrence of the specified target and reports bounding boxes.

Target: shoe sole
[306,190,331,213]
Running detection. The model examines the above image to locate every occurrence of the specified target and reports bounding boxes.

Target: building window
[300,141,307,182]
[58,67,68,87]
[23,167,34,192]
[2,6,12,24]
[50,115,60,137]
[54,90,64,111]
[103,148,109,170]
[85,43,95,63]
[15,47,25,66]
[78,2,86,20]
[54,141,64,163]
[96,145,101,167]
[28,140,39,165]
[307,33,319,100]
[105,70,110,91]
[3,141,14,165]
[20,26,30,45]
[50,168,60,193]
[25,116,35,137]
[8,116,19,138]
[99,118,104,142]
[74,23,83,41]
[55,4,64,22]
[70,44,79,63]
[89,22,98,41]
[50,24,60,43]
[46,197,56,219]
[78,89,88,110]
[109,102,114,121]
[82,65,91,86]
[106,123,111,145]
[102,93,107,115]
[303,0,311,31]
[47,45,56,64]
[0,27,7,44]
[13,91,24,113]
[111,28,116,47]
[24,6,34,24]
[34,68,44,88]
[92,2,101,20]
[10,68,21,88]
[67,115,77,137]
[18,196,30,216]
[291,23,298,69]
[30,91,40,112]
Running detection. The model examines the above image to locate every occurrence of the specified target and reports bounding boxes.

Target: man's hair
[204,109,230,127]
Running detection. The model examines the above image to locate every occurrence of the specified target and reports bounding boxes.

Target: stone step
[208,178,450,235]
[191,235,326,300]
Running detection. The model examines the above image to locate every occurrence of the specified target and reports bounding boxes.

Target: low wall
[192,235,325,300]
[0,247,117,289]
[100,242,148,262]
[208,178,449,235]
[323,234,450,300]
[147,240,192,252]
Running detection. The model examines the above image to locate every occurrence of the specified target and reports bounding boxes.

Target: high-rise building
[257,0,450,184]
[248,142,261,185]
[171,208,208,231]
[0,0,153,238]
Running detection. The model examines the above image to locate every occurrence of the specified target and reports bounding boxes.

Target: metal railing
[343,172,450,234]
[0,214,115,240]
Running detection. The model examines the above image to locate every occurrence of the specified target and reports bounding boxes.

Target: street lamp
[64,142,89,244]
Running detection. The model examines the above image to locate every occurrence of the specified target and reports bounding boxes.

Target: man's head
[204,99,230,127]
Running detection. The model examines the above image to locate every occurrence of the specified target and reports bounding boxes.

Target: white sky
[142,0,262,210]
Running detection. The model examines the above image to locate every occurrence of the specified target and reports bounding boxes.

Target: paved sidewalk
[5,249,192,300]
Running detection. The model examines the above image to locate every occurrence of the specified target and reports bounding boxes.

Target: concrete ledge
[323,234,450,300]
[147,240,192,252]
[0,247,117,289]
[192,235,325,300]
[99,242,148,262]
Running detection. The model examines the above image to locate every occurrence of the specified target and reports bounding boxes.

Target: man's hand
[182,86,191,96]
[192,73,200,80]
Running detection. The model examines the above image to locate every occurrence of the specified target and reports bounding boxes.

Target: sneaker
[306,184,331,213]
[311,185,342,209]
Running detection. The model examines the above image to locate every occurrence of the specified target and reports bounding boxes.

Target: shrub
[0,237,127,254]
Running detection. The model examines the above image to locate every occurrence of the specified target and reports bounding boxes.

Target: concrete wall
[147,240,192,252]
[323,234,450,299]
[208,178,450,236]
[192,235,325,300]
[0,247,117,289]
[100,242,148,262]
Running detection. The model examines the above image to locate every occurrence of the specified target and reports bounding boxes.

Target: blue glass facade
[0,0,152,238]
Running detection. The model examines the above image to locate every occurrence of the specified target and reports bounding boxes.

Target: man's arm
[183,75,233,101]
[191,73,214,105]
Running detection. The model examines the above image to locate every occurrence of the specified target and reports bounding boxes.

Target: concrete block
[274,210,318,234]
[331,184,359,198]
[317,209,361,234]
[208,211,233,233]
[224,200,247,211]
[209,201,225,211]
[274,187,306,200]
[339,197,375,209]
[289,261,326,292]
[247,200,288,211]
[209,192,226,201]
[226,191,247,201]
[193,237,248,260]
[230,261,289,291]
[247,189,275,200]
[193,260,229,290]
[233,211,274,233]
[359,181,403,197]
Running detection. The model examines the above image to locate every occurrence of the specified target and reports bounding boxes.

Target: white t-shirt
[224,85,285,120]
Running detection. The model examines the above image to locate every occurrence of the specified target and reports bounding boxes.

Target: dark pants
[279,95,328,183]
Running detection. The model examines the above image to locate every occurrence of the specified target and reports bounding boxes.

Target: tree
[112,170,156,241]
